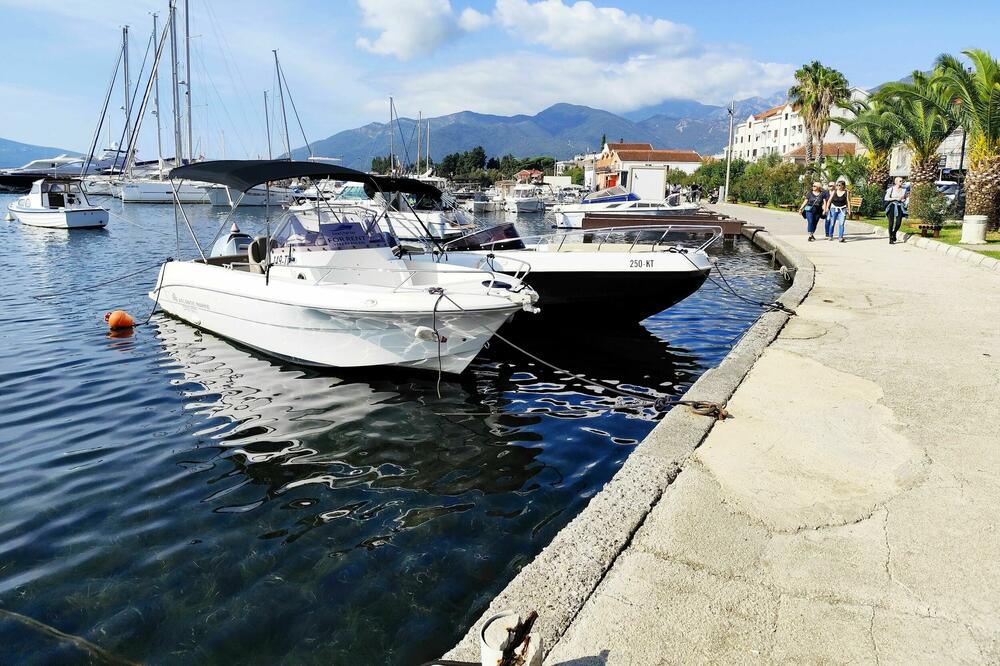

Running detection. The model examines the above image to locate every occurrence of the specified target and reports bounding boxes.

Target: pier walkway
[544,204,1000,664]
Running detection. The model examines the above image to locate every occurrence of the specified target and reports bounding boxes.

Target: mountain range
[289,94,787,170]
[0,137,79,168]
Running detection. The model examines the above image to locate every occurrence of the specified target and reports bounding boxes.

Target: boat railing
[475,224,723,253]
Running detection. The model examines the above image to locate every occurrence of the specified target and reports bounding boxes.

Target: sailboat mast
[169,1,183,168]
[416,111,421,175]
[264,90,272,160]
[426,120,430,170]
[184,0,193,161]
[122,26,131,162]
[151,12,164,176]
[273,50,291,159]
[388,96,394,175]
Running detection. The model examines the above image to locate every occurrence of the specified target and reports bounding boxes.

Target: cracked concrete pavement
[544,205,1000,665]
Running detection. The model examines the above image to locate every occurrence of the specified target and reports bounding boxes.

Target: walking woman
[822,181,836,239]
[799,181,825,241]
[825,179,851,242]
[884,176,909,244]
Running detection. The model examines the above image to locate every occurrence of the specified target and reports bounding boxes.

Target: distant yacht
[550,185,700,228]
[504,183,545,213]
[0,146,126,193]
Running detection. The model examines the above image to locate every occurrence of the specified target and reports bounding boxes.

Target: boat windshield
[335,184,369,200]
[583,185,639,204]
[272,210,389,251]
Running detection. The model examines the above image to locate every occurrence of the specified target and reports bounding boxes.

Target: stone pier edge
[443,228,816,663]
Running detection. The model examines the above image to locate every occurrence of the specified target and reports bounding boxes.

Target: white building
[589,142,702,192]
[890,127,966,178]
[730,88,866,163]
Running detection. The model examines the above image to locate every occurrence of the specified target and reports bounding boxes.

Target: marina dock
[446,204,1000,664]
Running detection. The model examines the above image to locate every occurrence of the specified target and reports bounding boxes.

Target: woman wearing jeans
[824,180,851,242]
[884,176,909,244]
[799,182,825,241]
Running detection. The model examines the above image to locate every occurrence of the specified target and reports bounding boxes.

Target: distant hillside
[0,137,80,168]
[289,95,789,169]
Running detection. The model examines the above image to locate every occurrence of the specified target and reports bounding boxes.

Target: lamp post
[723,100,735,203]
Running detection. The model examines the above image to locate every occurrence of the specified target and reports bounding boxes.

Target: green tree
[876,70,960,186]
[936,49,1000,220]
[564,166,585,185]
[833,97,900,188]
[789,61,851,164]
[370,155,390,174]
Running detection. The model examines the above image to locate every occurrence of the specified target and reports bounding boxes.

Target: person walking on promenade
[884,176,909,244]
[825,179,851,242]
[822,181,836,239]
[799,181,825,241]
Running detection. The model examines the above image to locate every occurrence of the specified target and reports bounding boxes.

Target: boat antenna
[81,39,124,178]
[151,12,164,177]
[263,90,272,160]
[388,96,394,175]
[275,55,312,158]
[184,0,193,161]
[169,0,184,167]
[273,50,292,159]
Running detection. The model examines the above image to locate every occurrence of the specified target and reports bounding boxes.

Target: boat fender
[105,310,135,330]
[415,326,445,343]
[506,291,540,313]
[4,211,13,222]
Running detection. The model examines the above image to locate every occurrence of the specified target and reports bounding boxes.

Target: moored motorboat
[551,185,700,228]
[423,222,717,325]
[503,183,545,213]
[154,160,538,374]
[6,178,108,229]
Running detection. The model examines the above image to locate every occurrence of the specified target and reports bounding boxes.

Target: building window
[784,128,787,136]
[752,149,757,157]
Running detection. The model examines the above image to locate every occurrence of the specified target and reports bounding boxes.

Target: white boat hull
[152,260,522,374]
[207,185,296,207]
[505,198,545,213]
[120,181,211,203]
[7,203,107,229]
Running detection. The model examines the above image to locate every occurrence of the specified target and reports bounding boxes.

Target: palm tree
[935,49,1000,221]
[876,71,960,186]
[833,98,900,188]
[789,61,851,165]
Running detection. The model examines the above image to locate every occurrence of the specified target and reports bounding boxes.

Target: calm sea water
[0,196,785,665]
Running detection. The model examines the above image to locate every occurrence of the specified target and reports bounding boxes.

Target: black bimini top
[169,160,378,193]
[365,176,443,202]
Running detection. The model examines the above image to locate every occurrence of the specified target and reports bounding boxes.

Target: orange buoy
[105,310,135,330]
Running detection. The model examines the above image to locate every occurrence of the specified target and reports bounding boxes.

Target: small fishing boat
[504,183,545,213]
[6,178,108,229]
[153,160,539,374]
[422,222,717,325]
[551,185,700,228]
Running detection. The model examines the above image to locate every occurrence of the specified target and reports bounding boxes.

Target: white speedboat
[155,160,538,374]
[429,222,717,326]
[0,146,126,193]
[205,183,299,207]
[504,184,545,213]
[551,185,700,228]
[303,178,474,241]
[6,178,108,229]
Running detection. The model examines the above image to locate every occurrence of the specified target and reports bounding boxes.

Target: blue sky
[0,0,992,157]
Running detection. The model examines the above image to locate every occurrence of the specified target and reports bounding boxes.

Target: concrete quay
[448,204,1000,665]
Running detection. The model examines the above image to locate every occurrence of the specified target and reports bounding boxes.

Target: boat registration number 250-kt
[629,259,655,269]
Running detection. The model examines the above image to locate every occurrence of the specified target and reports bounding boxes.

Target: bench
[749,200,766,208]
[848,195,863,219]
[918,224,942,238]
[780,203,798,212]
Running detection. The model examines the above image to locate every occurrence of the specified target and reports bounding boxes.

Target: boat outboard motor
[210,222,254,258]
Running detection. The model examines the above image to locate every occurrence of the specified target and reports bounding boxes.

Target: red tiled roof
[607,142,653,151]
[614,149,702,163]
[784,142,856,158]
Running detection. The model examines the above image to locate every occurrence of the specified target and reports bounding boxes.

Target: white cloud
[366,51,794,118]
[355,0,463,60]
[458,7,492,31]
[493,0,695,57]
